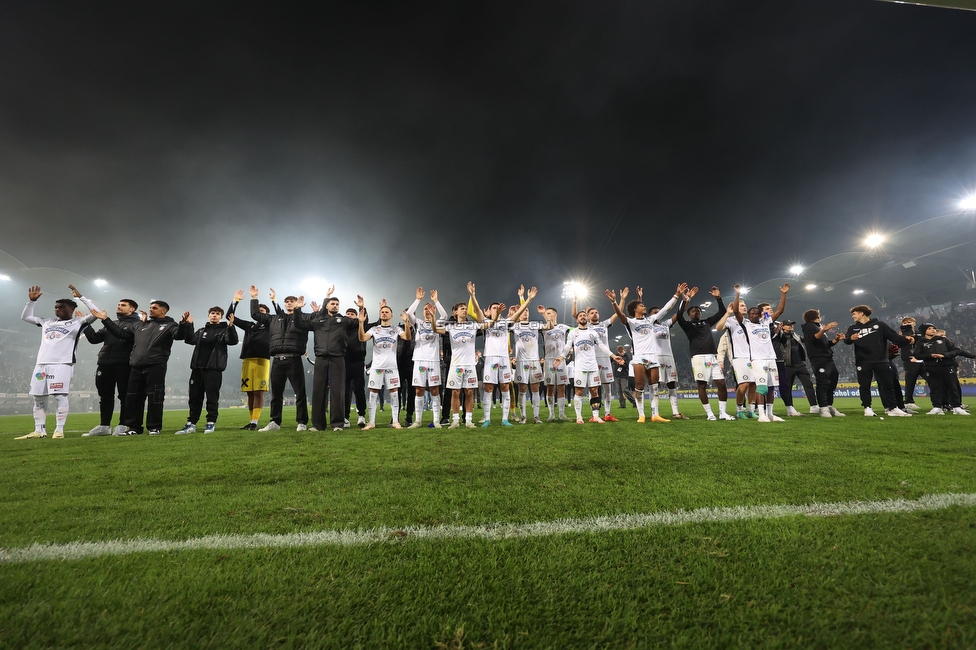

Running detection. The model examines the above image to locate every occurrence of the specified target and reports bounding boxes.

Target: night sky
[3,1,976,321]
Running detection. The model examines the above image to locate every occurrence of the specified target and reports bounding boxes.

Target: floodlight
[93,278,108,288]
[300,277,332,299]
[561,280,587,300]
[958,195,976,211]
[0,274,10,281]
[789,265,805,276]
[805,283,817,290]
[739,287,750,295]
[864,233,885,249]
[852,289,865,295]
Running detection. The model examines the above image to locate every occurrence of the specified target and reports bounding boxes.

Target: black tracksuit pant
[777,361,817,408]
[312,356,346,429]
[95,363,130,426]
[187,368,223,424]
[344,356,366,419]
[269,355,308,425]
[856,361,898,410]
[808,358,839,408]
[124,364,168,433]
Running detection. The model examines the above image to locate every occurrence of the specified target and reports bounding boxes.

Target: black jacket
[228,300,271,359]
[186,322,239,371]
[913,335,969,368]
[250,299,309,356]
[293,309,359,358]
[676,296,726,357]
[772,329,806,366]
[844,319,911,365]
[103,316,192,368]
[84,312,142,366]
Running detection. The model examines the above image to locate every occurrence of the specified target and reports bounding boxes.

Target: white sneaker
[707,414,717,421]
[52,430,64,439]
[785,408,804,417]
[465,421,476,428]
[259,421,281,431]
[175,423,196,435]
[112,425,129,436]
[885,408,911,417]
[296,424,308,431]
[952,407,970,416]
[770,415,785,422]
[809,405,820,414]
[343,419,351,429]
[905,403,919,412]
[927,407,944,415]
[84,425,112,437]
[407,421,422,429]
[829,406,846,417]
[864,407,876,417]
[757,413,771,422]
[719,413,736,421]
[820,409,833,418]
[15,431,47,439]
[357,416,366,426]
[448,421,460,429]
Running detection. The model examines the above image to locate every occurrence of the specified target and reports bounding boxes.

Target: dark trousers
[344,357,366,418]
[856,361,898,409]
[777,362,816,407]
[312,356,346,429]
[926,365,960,408]
[613,377,634,407]
[809,359,839,407]
[399,368,415,424]
[903,361,924,403]
[888,361,906,409]
[188,368,223,424]
[270,356,308,425]
[95,363,129,426]
[124,363,168,433]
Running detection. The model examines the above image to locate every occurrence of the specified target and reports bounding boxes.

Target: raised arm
[508,286,538,322]
[606,288,627,322]
[771,283,790,321]
[467,282,484,323]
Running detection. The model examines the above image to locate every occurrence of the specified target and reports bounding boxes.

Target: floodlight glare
[739,287,750,295]
[789,265,805,276]
[852,289,865,295]
[0,274,11,281]
[805,283,817,290]
[561,280,587,300]
[864,233,885,249]
[93,278,108,288]
[958,195,976,212]
[301,277,332,299]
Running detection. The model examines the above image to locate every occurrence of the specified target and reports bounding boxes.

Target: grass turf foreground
[1,398,975,648]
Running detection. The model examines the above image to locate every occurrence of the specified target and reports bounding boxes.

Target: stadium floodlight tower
[561,280,587,324]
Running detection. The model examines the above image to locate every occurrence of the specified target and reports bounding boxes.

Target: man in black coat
[82,296,142,436]
[292,293,361,431]
[175,307,239,434]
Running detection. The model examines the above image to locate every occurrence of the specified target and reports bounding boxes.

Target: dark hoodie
[84,312,143,366]
[843,318,911,365]
[103,316,192,368]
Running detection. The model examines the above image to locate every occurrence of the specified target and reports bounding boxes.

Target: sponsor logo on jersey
[50,383,64,390]
[36,372,47,380]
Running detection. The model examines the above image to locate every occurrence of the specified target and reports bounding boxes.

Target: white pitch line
[3,492,975,565]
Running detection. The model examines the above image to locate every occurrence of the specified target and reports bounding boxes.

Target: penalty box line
[3,492,975,565]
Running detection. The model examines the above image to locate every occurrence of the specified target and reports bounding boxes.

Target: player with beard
[82,293,142,436]
[554,309,624,424]
[480,286,538,427]
[541,307,571,421]
[511,286,551,424]
[718,286,757,419]
[357,299,412,430]
[404,287,449,429]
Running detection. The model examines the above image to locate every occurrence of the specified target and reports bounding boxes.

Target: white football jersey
[512,321,542,361]
[483,319,511,358]
[366,324,401,369]
[446,321,480,365]
[22,300,96,365]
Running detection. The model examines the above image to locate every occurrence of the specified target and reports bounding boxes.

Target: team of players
[15,280,972,437]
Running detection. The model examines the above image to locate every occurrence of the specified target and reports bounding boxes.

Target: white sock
[501,392,511,421]
[531,391,540,418]
[368,392,378,424]
[719,400,728,416]
[635,393,645,418]
[55,394,69,429]
[669,389,679,415]
[547,393,555,419]
[431,395,441,423]
[519,391,527,419]
[703,402,714,417]
[390,391,399,422]
[484,393,492,423]
[574,395,583,419]
[651,395,660,417]
[558,396,566,417]
[32,396,48,431]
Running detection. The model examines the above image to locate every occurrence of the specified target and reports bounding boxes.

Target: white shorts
[595,358,614,384]
[411,361,441,387]
[573,370,601,388]
[514,360,544,384]
[732,358,754,384]
[30,364,73,395]
[657,354,678,384]
[752,358,779,388]
[544,361,569,386]
[691,355,724,382]
[631,355,660,370]
[447,364,479,390]
[482,356,513,385]
[368,368,401,391]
